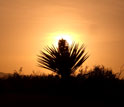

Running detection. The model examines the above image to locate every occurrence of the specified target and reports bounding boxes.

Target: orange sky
[0,0,124,74]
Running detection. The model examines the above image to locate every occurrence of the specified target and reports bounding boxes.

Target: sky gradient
[0,0,124,74]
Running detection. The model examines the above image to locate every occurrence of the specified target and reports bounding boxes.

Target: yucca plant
[38,39,89,78]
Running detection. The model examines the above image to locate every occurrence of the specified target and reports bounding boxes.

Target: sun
[47,31,81,47]
[56,34,73,45]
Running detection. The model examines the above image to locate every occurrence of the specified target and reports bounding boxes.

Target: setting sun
[47,32,81,47]
[56,33,73,45]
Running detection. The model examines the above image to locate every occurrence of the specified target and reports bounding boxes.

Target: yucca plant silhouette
[38,39,89,78]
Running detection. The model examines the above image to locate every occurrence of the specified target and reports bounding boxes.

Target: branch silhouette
[38,39,89,78]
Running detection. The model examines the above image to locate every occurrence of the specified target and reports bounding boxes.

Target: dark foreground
[0,66,124,107]
[0,77,124,107]
[1,93,123,107]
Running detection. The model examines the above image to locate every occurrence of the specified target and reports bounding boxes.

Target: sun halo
[56,34,73,45]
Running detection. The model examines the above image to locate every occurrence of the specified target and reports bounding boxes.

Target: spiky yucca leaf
[38,39,89,78]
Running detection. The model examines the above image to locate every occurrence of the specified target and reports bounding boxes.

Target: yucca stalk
[38,39,89,78]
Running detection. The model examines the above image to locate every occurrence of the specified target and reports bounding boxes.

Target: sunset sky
[0,0,124,74]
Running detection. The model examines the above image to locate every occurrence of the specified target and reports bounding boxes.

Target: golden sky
[0,0,124,74]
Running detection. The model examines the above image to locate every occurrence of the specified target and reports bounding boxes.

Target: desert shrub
[86,65,116,80]
[38,39,89,79]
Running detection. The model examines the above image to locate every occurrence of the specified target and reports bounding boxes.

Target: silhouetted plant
[38,39,89,78]
[86,65,116,80]
[116,64,124,79]
[13,67,23,76]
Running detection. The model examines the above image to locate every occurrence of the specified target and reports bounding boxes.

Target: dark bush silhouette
[38,39,89,78]
[0,65,124,107]
[85,65,116,80]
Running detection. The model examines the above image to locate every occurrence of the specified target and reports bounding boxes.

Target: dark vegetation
[38,39,89,78]
[0,66,124,107]
[0,39,124,107]
[0,66,124,95]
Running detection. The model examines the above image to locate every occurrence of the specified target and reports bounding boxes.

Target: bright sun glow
[56,34,73,45]
[47,31,82,47]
